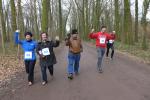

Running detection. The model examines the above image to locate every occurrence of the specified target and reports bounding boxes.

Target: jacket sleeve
[89,32,98,39]
[107,33,113,40]
[65,39,70,46]
[36,43,41,56]
[34,41,38,48]
[80,40,83,52]
[113,34,116,40]
[52,40,60,47]
[14,32,22,45]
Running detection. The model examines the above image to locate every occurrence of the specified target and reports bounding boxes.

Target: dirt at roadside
[0,56,25,97]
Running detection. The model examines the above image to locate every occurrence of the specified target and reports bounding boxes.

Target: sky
[3,0,149,19]
[131,0,150,19]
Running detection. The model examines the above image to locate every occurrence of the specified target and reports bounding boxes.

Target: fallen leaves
[0,55,24,87]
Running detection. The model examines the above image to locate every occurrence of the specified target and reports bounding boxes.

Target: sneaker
[111,58,113,60]
[42,81,47,85]
[68,74,73,80]
[98,69,103,73]
[28,82,33,86]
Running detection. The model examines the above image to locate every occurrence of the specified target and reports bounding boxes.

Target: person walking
[89,26,113,73]
[65,29,83,80]
[14,30,37,86]
[36,32,60,85]
[106,31,116,60]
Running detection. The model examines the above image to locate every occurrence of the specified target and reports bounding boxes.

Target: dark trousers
[106,43,114,58]
[41,65,53,82]
[24,60,36,82]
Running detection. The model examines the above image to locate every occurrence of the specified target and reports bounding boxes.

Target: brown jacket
[65,34,83,53]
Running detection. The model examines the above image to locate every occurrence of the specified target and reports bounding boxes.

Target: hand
[112,31,116,34]
[55,36,59,41]
[91,29,95,33]
[16,30,20,33]
[40,54,45,58]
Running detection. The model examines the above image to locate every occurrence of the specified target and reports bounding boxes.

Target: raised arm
[14,30,22,45]
[52,36,60,47]
[107,33,114,40]
[65,34,71,46]
[88,29,99,39]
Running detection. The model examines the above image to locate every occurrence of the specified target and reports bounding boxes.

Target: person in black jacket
[36,32,60,85]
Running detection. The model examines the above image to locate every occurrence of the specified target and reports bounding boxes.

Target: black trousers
[41,65,54,82]
[24,60,36,82]
[106,43,114,58]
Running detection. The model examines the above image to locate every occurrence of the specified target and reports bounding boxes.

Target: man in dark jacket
[36,32,59,85]
[106,31,116,60]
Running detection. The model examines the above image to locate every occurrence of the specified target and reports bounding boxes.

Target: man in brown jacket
[65,29,83,80]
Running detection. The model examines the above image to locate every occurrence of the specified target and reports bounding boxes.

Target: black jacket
[36,40,59,66]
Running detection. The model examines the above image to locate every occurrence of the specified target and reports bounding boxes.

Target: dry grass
[115,41,150,64]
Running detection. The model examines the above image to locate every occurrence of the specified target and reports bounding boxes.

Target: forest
[0,0,149,61]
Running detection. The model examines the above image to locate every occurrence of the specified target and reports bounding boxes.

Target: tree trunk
[114,0,120,40]
[17,0,24,39]
[10,0,17,34]
[141,0,150,50]
[58,0,63,39]
[123,0,133,45]
[0,0,6,42]
[41,0,50,33]
[0,14,5,54]
[135,0,138,42]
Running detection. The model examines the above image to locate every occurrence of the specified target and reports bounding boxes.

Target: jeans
[24,60,36,82]
[41,65,54,82]
[97,47,105,70]
[68,52,81,74]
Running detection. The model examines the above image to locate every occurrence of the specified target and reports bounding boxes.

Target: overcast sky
[131,0,150,19]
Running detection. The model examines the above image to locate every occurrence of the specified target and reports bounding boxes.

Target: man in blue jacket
[14,30,37,86]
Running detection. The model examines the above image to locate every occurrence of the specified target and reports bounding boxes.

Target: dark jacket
[36,40,59,66]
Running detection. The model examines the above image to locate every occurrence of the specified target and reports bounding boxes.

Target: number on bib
[25,52,32,59]
[109,40,114,44]
[42,48,50,56]
[100,37,106,44]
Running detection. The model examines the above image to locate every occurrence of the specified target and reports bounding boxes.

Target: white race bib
[42,48,50,56]
[109,40,114,44]
[100,37,106,44]
[25,52,32,59]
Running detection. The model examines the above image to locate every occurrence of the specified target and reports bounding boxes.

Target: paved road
[1,43,150,100]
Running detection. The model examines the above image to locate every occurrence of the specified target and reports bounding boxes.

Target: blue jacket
[14,32,37,61]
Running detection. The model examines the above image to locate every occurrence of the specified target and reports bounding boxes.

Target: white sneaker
[42,81,47,85]
[28,82,33,86]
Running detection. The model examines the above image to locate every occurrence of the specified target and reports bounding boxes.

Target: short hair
[24,32,32,37]
[101,26,107,29]
[72,29,78,34]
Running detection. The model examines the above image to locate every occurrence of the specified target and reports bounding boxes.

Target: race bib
[25,52,32,59]
[42,48,50,56]
[109,40,114,44]
[100,37,106,44]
